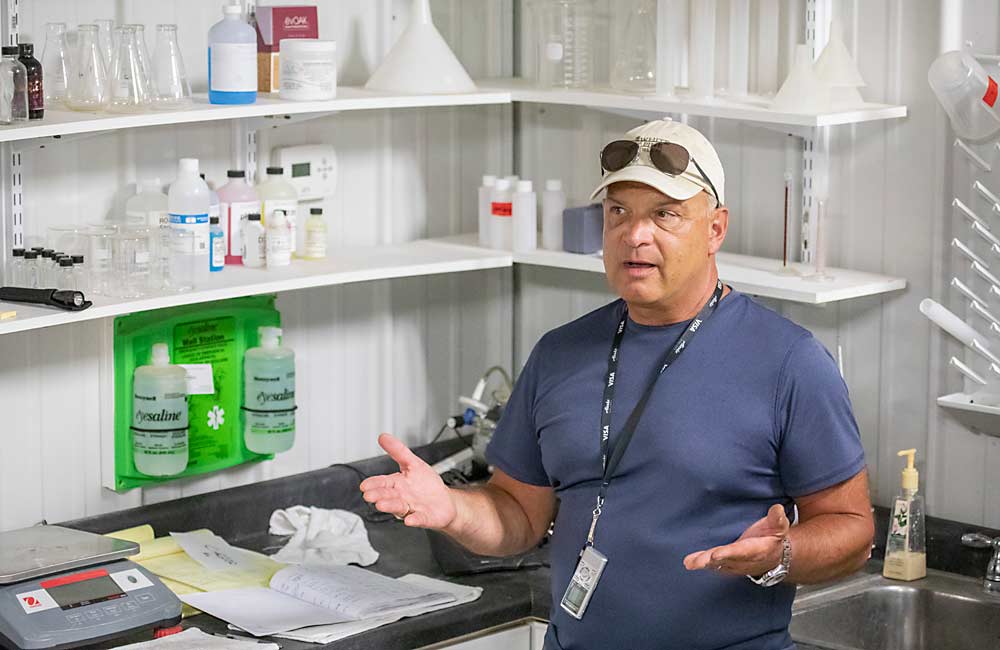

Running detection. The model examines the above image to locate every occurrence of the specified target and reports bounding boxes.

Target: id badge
[560,545,608,620]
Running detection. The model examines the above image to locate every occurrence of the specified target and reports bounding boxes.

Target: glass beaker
[534,0,595,89]
[86,226,114,295]
[130,25,154,91]
[47,224,86,256]
[107,26,150,112]
[0,46,29,123]
[151,25,192,109]
[111,228,152,298]
[93,18,115,69]
[610,0,656,93]
[41,23,70,105]
[66,25,109,111]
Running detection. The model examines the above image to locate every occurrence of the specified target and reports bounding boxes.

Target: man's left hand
[683,504,790,577]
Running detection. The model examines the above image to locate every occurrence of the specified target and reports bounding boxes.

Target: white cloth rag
[115,628,279,650]
[268,505,379,566]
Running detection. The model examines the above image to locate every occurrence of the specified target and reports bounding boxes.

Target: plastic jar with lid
[279,39,337,101]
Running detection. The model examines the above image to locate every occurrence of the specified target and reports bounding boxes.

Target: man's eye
[610,206,626,216]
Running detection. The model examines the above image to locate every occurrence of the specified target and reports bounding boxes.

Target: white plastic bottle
[512,180,538,252]
[257,166,298,254]
[542,179,566,251]
[201,173,221,225]
[244,326,295,454]
[132,343,188,476]
[208,3,257,105]
[490,178,513,250]
[217,170,259,265]
[168,158,211,285]
[266,209,292,268]
[242,213,266,268]
[126,179,168,227]
[478,174,496,248]
[304,207,327,260]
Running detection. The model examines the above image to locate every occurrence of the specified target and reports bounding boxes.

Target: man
[361,119,874,649]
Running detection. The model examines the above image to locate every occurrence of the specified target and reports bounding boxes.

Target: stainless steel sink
[790,570,1000,650]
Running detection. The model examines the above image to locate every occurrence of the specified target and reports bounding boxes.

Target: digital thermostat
[272,145,338,202]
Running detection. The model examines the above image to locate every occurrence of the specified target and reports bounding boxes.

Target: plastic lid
[266,166,284,176]
[24,251,37,259]
[504,175,520,185]
[545,179,562,191]
[71,254,84,263]
[482,175,497,186]
[41,250,53,258]
[12,248,24,257]
[495,178,511,191]
[30,246,43,252]
[270,210,287,225]
[178,158,199,174]
[17,43,33,55]
[227,170,245,178]
[898,449,919,491]
[516,180,533,193]
[223,4,243,15]
[151,342,170,366]
[247,213,261,221]
[59,258,73,267]
[310,207,323,215]
[1,46,18,56]
[259,326,282,348]
[210,216,220,224]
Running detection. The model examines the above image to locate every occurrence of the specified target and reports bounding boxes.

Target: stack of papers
[180,565,479,637]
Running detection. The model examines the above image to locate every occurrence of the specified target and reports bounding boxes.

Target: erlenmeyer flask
[41,22,69,105]
[107,26,149,112]
[151,24,192,109]
[66,24,109,111]
[610,0,656,93]
[130,24,154,90]
[93,19,115,69]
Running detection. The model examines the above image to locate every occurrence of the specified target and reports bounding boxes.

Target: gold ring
[394,504,413,520]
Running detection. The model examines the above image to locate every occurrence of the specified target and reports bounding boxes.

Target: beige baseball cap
[590,118,726,206]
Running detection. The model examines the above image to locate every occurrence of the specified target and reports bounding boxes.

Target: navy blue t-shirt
[486,291,866,650]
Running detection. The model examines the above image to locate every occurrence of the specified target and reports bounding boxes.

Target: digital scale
[0,526,182,650]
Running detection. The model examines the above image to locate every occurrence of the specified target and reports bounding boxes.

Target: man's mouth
[624,261,656,269]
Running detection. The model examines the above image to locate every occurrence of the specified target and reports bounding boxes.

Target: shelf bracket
[244,110,341,132]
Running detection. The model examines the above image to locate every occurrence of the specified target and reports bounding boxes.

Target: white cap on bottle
[178,158,199,174]
[516,180,533,193]
[151,342,170,366]
[545,179,563,192]
[223,4,243,15]
[482,175,497,187]
[259,326,283,347]
[495,178,511,191]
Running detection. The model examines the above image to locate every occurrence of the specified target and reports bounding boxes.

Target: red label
[40,568,108,589]
[491,202,513,217]
[255,6,319,51]
[22,596,41,608]
[985,77,999,108]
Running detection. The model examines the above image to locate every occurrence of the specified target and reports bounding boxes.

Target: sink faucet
[962,532,1000,594]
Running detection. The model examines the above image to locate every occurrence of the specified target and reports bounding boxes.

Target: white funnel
[365,0,477,94]
[814,19,866,108]
[772,44,832,113]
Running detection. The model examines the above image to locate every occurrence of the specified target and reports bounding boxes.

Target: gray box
[563,203,603,254]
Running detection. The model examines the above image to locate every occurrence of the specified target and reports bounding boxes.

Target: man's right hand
[359,433,457,529]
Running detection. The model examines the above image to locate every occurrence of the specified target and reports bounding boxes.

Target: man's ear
[708,205,729,256]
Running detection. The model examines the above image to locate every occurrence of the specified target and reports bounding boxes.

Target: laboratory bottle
[535,0,595,89]
[244,326,296,454]
[478,175,496,248]
[22,250,39,288]
[217,169,260,264]
[257,167,299,254]
[490,178,513,250]
[209,216,225,272]
[65,25,109,111]
[56,258,75,290]
[883,449,926,581]
[151,24,192,108]
[201,173,221,225]
[242,213,266,268]
[168,158,211,286]
[542,179,566,251]
[41,22,69,106]
[132,342,189,477]
[512,180,538,252]
[126,178,168,227]
[0,47,28,123]
[303,207,327,260]
[7,248,24,286]
[266,209,292,268]
[107,26,149,113]
[18,43,44,119]
[610,0,656,93]
[208,3,257,105]
[39,250,54,286]
[71,254,88,293]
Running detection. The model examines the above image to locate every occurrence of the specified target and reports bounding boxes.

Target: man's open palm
[682,504,790,577]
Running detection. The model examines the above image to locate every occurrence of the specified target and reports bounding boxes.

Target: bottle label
[132,390,188,455]
[266,230,291,267]
[210,230,225,271]
[889,498,909,539]
[245,367,296,435]
[224,200,260,260]
[242,224,266,267]
[305,226,326,258]
[491,202,513,217]
[169,213,210,255]
[209,43,257,93]
[263,199,297,244]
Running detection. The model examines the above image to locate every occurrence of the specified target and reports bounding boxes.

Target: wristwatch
[747,537,791,587]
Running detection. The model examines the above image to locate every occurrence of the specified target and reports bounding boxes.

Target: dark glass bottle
[18,42,43,120]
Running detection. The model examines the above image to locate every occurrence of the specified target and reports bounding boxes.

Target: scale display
[42,570,125,610]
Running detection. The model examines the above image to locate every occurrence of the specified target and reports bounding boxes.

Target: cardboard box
[254,5,319,93]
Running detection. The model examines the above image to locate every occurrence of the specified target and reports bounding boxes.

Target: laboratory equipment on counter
[218,170,260,265]
[132,342,189,476]
[131,24,154,88]
[125,179,168,227]
[883,449,927,581]
[21,251,40,288]
[258,166,299,250]
[534,0,595,89]
[254,5,319,93]
[107,26,150,113]
[772,44,831,113]
[814,19,866,109]
[266,209,292,268]
[280,38,337,101]
[243,326,296,454]
[478,175,497,248]
[17,43,43,120]
[303,207,327,260]
[610,0,656,93]
[208,3,257,105]
[41,23,69,106]
[55,258,75,290]
[6,249,24,287]
[929,48,1000,142]
[0,47,28,123]
[512,180,537,253]
[93,18,115,68]
[168,158,211,285]
[489,178,513,250]
[542,179,566,251]
[0,525,181,650]
[201,174,221,226]
[150,24,191,108]
[273,145,338,203]
[242,213,266,268]
[209,216,225,273]
[66,25,109,111]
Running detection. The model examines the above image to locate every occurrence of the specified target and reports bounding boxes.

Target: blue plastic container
[208,4,257,105]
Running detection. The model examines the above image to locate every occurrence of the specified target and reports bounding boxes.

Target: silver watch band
[747,536,792,586]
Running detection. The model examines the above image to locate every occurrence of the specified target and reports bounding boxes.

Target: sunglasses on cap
[599,139,722,207]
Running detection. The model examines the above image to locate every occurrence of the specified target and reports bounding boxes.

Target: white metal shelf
[0,237,511,336]
[937,392,1000,439]
[0,88,512,144]
[479,78,908,129]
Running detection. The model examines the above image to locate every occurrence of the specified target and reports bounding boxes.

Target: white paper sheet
[180,587,354,637]
[114,627,279,650]
[170,530,258,571]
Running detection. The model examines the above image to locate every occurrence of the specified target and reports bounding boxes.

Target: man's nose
[622,215,655,247]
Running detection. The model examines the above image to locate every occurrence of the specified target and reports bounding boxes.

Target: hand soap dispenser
[883,448,926,581]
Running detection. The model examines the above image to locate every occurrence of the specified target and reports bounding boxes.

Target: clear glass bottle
[93,18,115,69]
[18,43,44,119]
[22,250,40,288]
[0,46,29,123]
[534,0,595,89]
[7,248,24,286]
[303,208,327,260]
[151,25,191,109]
[107,26,150,112]
[71,254,88,293]
[129,24,154,90]
[66,25,109,111]
[56,257,75,290]
[610,0,656,93]
[41,22,69,106]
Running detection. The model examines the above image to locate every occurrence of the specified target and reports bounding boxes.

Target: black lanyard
[586,279,725,547]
